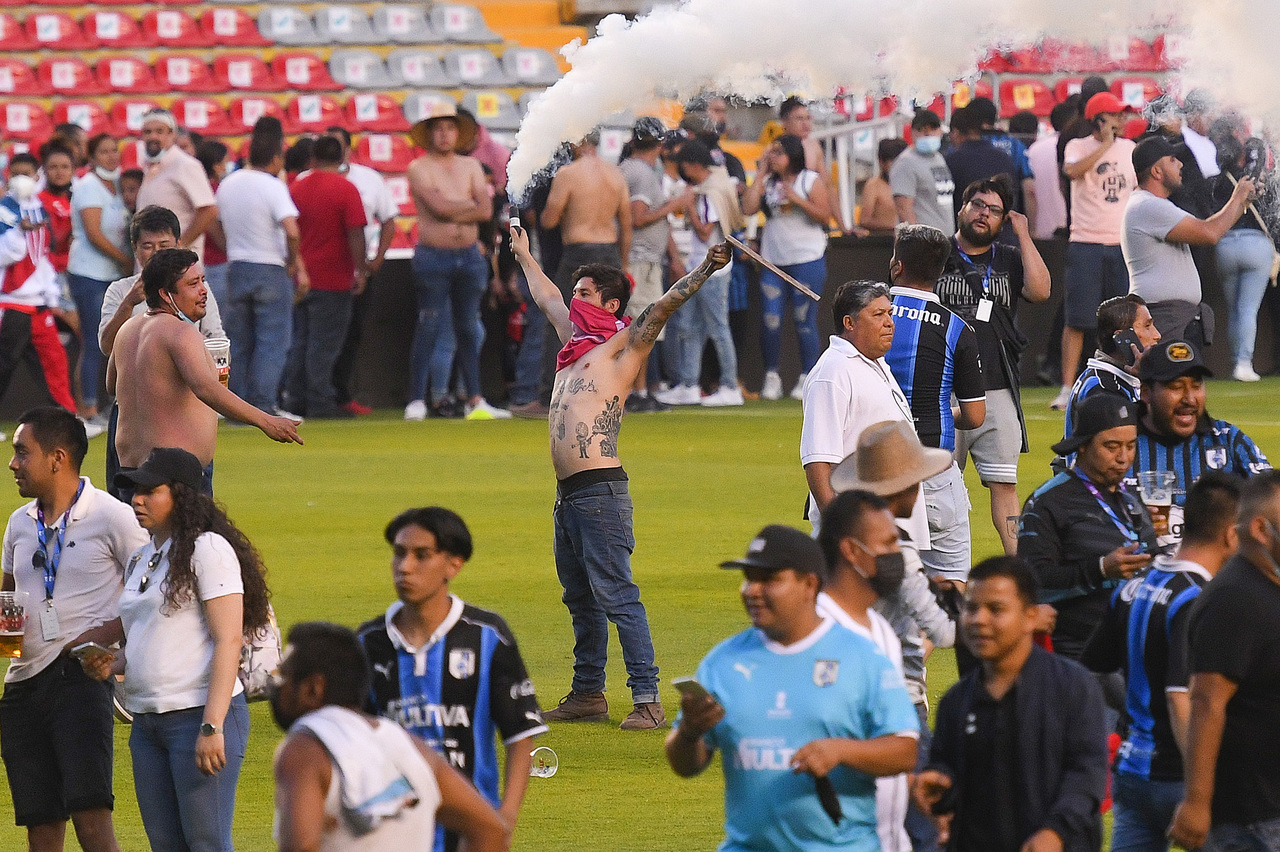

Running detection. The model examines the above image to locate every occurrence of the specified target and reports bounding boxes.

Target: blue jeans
[677,264,736,388]
[203,263,229,318]
[1111,772,1184,852]
[129,694,249,852]
[282,290,353,417]
[409,244,488,403]
[552,480,659,704]
[1204,815,1280,852]
[67,273,111,409]
[511,270,547,405]
[760,257,825,374]
[906,701,940,852]
[1215,228,1274,364]
[225,262,293,412]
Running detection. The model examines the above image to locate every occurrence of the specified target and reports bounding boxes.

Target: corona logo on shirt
[892,303,942,327]
[734,737,797,771]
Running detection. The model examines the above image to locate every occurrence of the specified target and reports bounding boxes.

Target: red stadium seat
[995,48,1050,75]
[119,138,146,170]
[0,59,45,96]
[384,175,413,216]
[97,56,161,93]
[227,97,286,133]
[213,54,279,91]
[1053,78,1084,105]
[1101,37,1159,72]
[390,219,418,250]
[271,52,342,91]
[84,11,151,48]
[51,101,109,137]
[109,99,163,137]
[1041,39,1106,73]
[1149,35,1178,72]
[38,58,105,95]
[0,103,53,141]
[951,80,993,110]
[0,13,33,49]
[171,97,232,134]
[1111,77,1163,111]
[141,10,211,47]
[854,96,898,123]
[345,93,410,132]
[26,12,94,50]
[0,0,23,9]
[155,56,219,93]
[200,9,270,47]
[352,134,416,173]
[999,78,1054,117]
[975,50,1009,74]
[284,94,342,133]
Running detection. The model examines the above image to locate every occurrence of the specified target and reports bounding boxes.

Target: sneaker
[341,400,373,416]
[620,702,667,731]
[1049,386,1072,411]
[80,418,105,439]
[701,385,744,407]
[274,407,305,424]
[510,400,551,419]
[654,384,701,405]
[789,373,808,400]
[626,392,656,413]
[429,399,464,419]
[465,399,513,420]
[761,371,783,401]
[404,399,427,421]
[543,691,609,723]
[1234,361,1262,382]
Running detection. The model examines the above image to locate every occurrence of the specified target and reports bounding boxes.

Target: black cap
[631,116,665,145]
[1138,339,1214,384]
[1051,393,1140,456]
[115,447,204,493]
[1132,136,1179,177]
[720,525,825,578]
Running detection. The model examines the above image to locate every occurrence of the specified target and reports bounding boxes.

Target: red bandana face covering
[556,298,631,370]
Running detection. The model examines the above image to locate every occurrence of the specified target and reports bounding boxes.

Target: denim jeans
[511,270,547,406]
[1204,815,1280,852]
[129,694,249,852]
[905,701,940,852]
[760,256,825,374]
[203,263,229,318]
[409,244,488,404]
[282,290,354,417]
[1215,228,1274,364]
[225,261,293,412]
[66,273,112,408]
[1110,772,1184,852]
[677,263,736,388]
[552,480,659,704]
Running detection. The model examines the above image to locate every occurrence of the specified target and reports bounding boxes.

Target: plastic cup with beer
[1136,470,1177,537]
[0,592,27,659]
[205,337,231,388]
[529,746,558,778]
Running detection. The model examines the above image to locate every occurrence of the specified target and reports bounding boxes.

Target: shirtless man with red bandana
[510,222,728,732]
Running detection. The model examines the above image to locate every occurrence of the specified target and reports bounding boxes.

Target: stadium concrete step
[472,0,560,29]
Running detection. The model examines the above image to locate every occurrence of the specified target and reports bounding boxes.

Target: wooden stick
[724,233,821,302]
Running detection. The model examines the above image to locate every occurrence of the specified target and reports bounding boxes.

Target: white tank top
[760,169,828,267]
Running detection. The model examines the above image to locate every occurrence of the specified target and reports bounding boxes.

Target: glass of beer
[205,337,231,388]
[0,592,26,659]
[1136,470,1177,537]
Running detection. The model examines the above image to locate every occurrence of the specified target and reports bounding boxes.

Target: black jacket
[928,646,1107,852]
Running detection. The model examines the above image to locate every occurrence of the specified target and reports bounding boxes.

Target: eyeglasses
[967,198,1005,217]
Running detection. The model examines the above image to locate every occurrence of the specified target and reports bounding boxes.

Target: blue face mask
[915,135,942,155]
[166,292,196,326]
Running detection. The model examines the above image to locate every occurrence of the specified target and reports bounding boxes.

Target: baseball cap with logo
[720,525,825,578]
[1138,339,1214,385]
[1051,393,1140,456]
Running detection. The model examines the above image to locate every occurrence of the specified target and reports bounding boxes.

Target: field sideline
[0,380,1275,850]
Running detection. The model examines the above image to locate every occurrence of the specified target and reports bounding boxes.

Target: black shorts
[0,655,115,826]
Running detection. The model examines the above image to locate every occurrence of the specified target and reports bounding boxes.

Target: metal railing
[811,114,907,232]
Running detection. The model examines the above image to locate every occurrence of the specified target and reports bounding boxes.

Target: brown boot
[543,691,609,722]
[619,702,666,731]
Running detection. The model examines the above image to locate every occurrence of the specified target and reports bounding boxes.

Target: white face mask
[7,174,36,202]
[915,135,942,156]
[95,166,122,182]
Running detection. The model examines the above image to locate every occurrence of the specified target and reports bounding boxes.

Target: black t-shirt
[1188,556,1280,826]
[958,684,1022,852]
[945,141,1019,218]
[936,239,1026,391]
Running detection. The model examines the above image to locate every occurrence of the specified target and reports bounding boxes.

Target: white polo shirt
[800,335,930,547]
[2,478,147,683]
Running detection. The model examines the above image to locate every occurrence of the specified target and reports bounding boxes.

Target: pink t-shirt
[1064,136,1136,245]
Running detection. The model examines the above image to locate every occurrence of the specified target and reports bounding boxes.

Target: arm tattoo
[591,396,622,458]
[627,262,718,347]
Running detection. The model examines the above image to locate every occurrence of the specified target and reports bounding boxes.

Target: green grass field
[0,380,1275,850]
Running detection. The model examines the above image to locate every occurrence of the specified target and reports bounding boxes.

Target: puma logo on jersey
[734,663,755,681]
[372,662,393,680]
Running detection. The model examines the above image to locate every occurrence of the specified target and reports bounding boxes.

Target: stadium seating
[0,13,33,48]
[53,101,109,136]
[345,93,411,132]
[201,8,271,46]
[384,174,413,215]
[38,58,105,95]
[0,59,44,95]
[329,49,397,89]
[385,49,458,88]
[84,11,149,48]
[27,12,94,49]
[227,97,286,133]
[373,6,440,44]
[352,133,416,172]
[258,7,323,46]
[1053,78,1084,104]
[460,91,521,131]
[999,78,1054,117]
[429,4,500,43]
[443,48,514,87]
[109,99,163,136]
[1,103,53,141]
[213,54,280,91]
[171,97,232,134]
[402,91,459,125]
[120,139,147,170]
[501,47,562,86]
[314,6,378,45]
[1111,77,1162,110]
[141,10,210,47]
[271,52,343,91]
[284,94,342,133]
[97,56,160,93]
[156,55,220,92]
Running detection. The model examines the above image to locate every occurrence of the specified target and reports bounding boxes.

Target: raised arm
[510,223,571,343]
[624,243,731,352]
[1010,211,1051,303]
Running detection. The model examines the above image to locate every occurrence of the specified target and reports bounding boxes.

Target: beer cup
[0,592,26,659]
[529,746,558,777]
[1136,470,1176,537]
[205,337,231,388]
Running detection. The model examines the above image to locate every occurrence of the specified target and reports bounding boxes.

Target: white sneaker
[274,407,304,424]
[404,400,427,421]
[80,418,105,440]
[789,373,808,400]
[761,371,783,401]
[1050,386,1072,411]
[1233,361,1262,382]
[701,385,744,407]
[654,384,701,405]
[465,399,513,420]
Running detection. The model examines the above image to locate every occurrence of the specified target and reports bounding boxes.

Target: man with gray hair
[135,109,217,256]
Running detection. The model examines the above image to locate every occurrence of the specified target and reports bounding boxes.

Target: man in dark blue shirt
[944,106,1019,220]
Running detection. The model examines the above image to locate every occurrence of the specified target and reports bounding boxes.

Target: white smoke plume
[507,0,1280,201]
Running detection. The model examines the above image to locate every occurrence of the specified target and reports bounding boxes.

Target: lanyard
[34,479,85,601]
[955,245,994,298]
[1072,470,1139,545]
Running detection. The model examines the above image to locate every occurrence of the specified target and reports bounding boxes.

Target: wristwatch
[199,722,219,737]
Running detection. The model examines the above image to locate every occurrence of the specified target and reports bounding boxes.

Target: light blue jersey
[687,619,919,852]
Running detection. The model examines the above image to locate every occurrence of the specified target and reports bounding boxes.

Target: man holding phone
[665,525,918,851]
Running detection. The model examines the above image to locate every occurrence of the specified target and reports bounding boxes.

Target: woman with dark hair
[196,139,233,310]
[84,447,269,852]
[742,133,832,400]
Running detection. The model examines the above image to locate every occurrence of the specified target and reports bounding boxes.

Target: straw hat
[408,101,477,152]
[830,420,953,496]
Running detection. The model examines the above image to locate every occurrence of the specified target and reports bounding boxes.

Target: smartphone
[1244,139,1267,183]
[1113,329,1144,366]
[671,676,710,702]
[70,641,114,660]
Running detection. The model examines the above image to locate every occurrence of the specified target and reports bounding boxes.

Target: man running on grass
[511,221,730,731]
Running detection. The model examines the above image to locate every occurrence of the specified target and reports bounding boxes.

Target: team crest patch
[813,660,839,687]
[1166,342,1193,362]
[1205,447,1227,470]
[448,648,476,679]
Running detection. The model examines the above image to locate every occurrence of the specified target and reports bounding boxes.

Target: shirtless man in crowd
[107,248,302,497]
[511,219,729,731]
[541,130,633,288]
